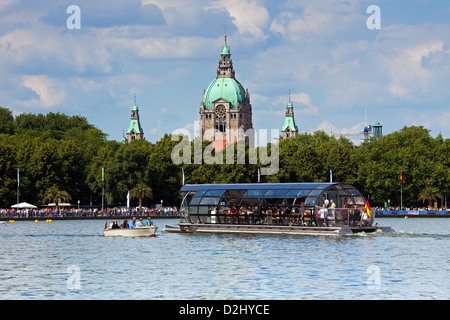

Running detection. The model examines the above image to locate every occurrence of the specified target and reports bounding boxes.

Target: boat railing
[314,206,373,227]
[183,205,373,227]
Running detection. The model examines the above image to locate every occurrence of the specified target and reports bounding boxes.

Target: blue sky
[1,0,450,145]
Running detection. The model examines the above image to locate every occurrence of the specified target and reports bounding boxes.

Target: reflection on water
[0,218,449,299]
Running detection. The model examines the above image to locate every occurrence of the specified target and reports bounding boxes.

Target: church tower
[281,91,298,140]
[126,94,144,143]
[199,35,253,150]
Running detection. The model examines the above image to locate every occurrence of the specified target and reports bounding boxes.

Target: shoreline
[0,214,181,222]
[375,214,449,218]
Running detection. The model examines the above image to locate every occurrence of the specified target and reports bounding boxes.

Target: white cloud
[0,0,18,12]
[209,0,269,40]
[385,40,444,98]
[0,23,113,75]
[21,75,65,108]
[106,36,216,59]
[270,9,333,37]
[290,92,318,116]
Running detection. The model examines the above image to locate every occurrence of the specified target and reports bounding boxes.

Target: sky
[1,0,450,145]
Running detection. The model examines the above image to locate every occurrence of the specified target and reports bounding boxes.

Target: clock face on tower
[215,104,226,117]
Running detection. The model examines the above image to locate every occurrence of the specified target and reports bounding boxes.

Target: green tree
[42,186,72,213]
[0,107,15,134]
[418,185,443,208]
[0,143,17,207]
[355,126,448,207]
[130,182,153,211]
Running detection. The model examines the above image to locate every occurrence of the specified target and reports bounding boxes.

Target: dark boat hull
[164,223,393,236]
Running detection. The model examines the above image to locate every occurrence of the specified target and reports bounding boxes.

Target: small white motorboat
[103,225,158,237]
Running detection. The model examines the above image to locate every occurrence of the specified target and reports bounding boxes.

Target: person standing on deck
[319,204,329,227]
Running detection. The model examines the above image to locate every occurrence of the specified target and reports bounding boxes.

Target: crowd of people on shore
[373,206,448,214]
[0,206,180,219]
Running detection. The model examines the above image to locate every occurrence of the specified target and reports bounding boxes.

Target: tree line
[0,107,448,209]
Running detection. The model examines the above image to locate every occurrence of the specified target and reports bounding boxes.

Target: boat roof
[181,182,363,197]
[182,182,347,192]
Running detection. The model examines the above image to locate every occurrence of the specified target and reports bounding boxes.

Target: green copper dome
[202,77,246,110]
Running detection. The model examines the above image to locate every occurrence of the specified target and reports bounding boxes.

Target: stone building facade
[199,35,254,150]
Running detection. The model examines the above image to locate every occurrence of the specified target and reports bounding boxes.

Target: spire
[133,93,138,110]
[281,90,298,138]
[221,34,230,55]
[286,90,293,108]
[126,94,144,143]
[217,34,234,78]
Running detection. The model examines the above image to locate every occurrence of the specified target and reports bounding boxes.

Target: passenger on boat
[129,217,137,228]
[111,220,120,229]
[342,198,349,208]
[319,204,329,227]
[352,205,361,227]
[329,199,336,209]
[145,217,154,226]
[122,219,129,228]
[136,218,145,227]
[230,207,237,223]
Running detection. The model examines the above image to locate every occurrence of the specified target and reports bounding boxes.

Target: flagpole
[17,168,19,206]
[400,170,403,210]
[102,167,104,213]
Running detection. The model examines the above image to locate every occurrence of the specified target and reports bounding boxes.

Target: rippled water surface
[0,218,449,299]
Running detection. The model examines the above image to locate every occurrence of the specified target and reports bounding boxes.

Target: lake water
[0,218,449,300]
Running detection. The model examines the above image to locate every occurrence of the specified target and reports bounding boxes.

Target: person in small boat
[122,219,129,228]
[145,217,154,226]
[111,220,120,229]
[135,218,145,227]
[129,217,137,228]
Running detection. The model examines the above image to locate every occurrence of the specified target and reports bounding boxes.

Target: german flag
[400,172,405,183]
[365,200,371,218]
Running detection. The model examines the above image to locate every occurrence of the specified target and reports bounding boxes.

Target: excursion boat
[103,225,158,237]
[164,182,393,236]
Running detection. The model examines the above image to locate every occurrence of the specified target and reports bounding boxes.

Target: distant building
[373,121,383,140]
[126,95,144,143]
[280,92,298,140]
[199,35,254,150]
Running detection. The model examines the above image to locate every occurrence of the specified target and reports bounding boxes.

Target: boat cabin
[179,182,373,228]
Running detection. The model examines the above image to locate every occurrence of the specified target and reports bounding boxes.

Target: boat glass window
[353,196,365,205]
[264,189,289,198]
[199,197,221,205]
[203,189,226,197]
[193,190,206,197]
[304,197,318,206]
[307,189,324,196]
[243,189,267,198]
[189,197,201,205]
[189,206,198,214]
[264,198,284,206]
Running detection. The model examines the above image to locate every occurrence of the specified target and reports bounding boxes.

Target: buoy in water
[35,219,38,223]
[404,216,408,219]
[9,220,15,223]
